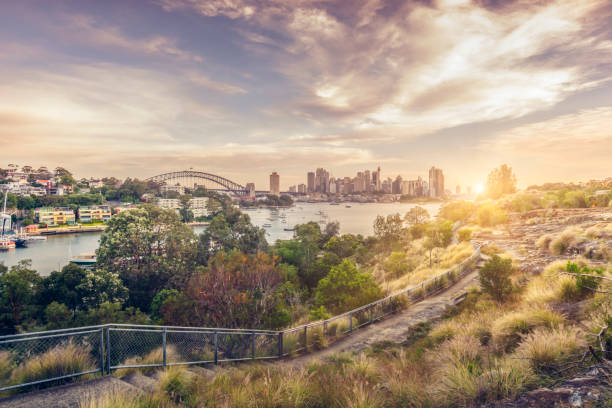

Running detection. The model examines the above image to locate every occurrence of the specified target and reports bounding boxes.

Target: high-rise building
[270,172,280,197]
[315,168,329,193]
[289,185,296,193]
[428,167,444,198]
[392,175,403,194]
[376,167,382,191]
[307,172,315,193]
[298,183,306,194]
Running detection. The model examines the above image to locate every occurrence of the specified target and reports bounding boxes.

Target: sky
[0,0,611,190]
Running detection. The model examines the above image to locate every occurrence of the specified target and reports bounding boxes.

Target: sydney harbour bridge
[146,170,295,197]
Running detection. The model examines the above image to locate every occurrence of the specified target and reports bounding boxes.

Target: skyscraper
[428,167,444,198]
[270,172,280,197]
[307,172,315,193]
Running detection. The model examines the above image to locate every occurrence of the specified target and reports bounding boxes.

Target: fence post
[303,326,308,351]
[323,321,328,336]
[214,331,218,364]
[99,328,105,375]
[162,328,167,367]
[106,327,111,374]
[349,313,353,332]
[278,331,283,357]
[251,332,256,360]
[370,306,373,323]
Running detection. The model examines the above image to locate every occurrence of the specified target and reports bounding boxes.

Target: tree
[424,220,453,267]
[96,205,198,311]
[314,260,382,314]
[405,206,429,226]
[384,251,414,278]
[78,269,128,310]
[161,251,291,329]
[0,260,41,331]
[45,302,72,330]
[485,164,517,199]
[438,201,474,222]
[179,194,194,223]
[60,174,76,186]
[373,213,403,251]
[40,263,88,313]
[478,255,514,301]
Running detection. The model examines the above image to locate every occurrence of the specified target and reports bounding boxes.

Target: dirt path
[282,266,481,368]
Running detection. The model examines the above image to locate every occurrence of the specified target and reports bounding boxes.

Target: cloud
[186,72,247,94]
[60,14,204,62]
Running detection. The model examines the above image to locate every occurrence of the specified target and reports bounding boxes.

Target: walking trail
[0,262,483,408]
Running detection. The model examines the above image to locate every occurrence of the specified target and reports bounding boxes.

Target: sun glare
[475,183,484,194]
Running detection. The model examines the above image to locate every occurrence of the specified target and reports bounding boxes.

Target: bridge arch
[146,170,248,196]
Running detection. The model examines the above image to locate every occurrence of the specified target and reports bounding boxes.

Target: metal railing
[0,246,480,392]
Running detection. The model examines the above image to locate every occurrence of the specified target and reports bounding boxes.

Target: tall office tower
[376,167,382,191]
[364,170,371,189]
[315,168,329,193]
[372,169,378,191]
[270,172,280,197]
[307,172,315,193]
[392,175,403,194]
[328,177,336,194]
[428,167,445,198]
[298,184,306,193]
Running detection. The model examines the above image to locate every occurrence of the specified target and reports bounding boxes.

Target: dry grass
[549,227,582,255]
[113,345,178,377]
[515,327,586,373]
[0,351,14,382]
[9,342,96,388]
[491,308,564,351]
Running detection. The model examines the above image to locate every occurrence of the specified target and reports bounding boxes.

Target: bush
[439,201,475,222]
[458,228,472,242]
[478,255,514,301]
[476,203,507,227]
[535,234,553,250]
[9,342,95,387]
[384,252,415,278]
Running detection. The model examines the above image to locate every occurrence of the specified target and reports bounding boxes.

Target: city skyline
[1,1,611,189]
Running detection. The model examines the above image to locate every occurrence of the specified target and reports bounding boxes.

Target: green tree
[485,164,517,199]
[478,255,514,301]
[59,174,76,186]
[314,260,382,314]
[438,201,474,222]
[424,220,453,267]
[0,260,41,330]
[179,194,194,223]
[373,213,403,251]
[40,263,88,313]
[45,302,72,330]
[405,206,430,225]
[78,269,128,310]
[476,202,508,227]
[384,251,414,278]
[96,205,198,311]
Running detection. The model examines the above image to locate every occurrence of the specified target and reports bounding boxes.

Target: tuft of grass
[549,228,581,255]
[491,308,564,351]
[10,341,95,388]
[535,234,553,250]
[113,345,178,377]
[0,351,14,383]
[515,326,586,373]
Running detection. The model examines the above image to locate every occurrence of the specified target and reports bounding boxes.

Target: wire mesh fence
[0,246,480,392]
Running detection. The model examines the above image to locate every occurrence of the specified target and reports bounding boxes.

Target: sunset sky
[1,0,611,190]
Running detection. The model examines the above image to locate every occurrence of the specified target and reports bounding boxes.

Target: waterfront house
[35,207,76,226]
[79,205,112,223]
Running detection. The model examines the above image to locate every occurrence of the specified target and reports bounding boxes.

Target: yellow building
[79,205,112,223]
[35,207,76,226]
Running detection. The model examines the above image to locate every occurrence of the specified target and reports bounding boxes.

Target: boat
[14,238,27,248]
[0,238,15,250]
[25,235,47,241]
[263,223,272,227]
[345,205,352,208]
[330,202,340,205]
[283,228,294,231]
[69,253,97,268]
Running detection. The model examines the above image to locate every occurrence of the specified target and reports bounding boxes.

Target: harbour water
[0,202,440,275]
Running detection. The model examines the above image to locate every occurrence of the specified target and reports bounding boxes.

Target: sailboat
[0,190,15,250]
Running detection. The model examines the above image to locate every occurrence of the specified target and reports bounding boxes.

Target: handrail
[0,245,481,392]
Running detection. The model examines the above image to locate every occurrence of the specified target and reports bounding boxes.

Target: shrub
[0,351,14,383]
[515,327,586,373]
[563,261,602,300]
[476,203,508,227]
[309,305,331,321]
[458,228,472,242]
[439,201,475,222]
[478,255,514,301]
[10,342,95,387]
[477,358,535,402]
[384,251,415,278]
